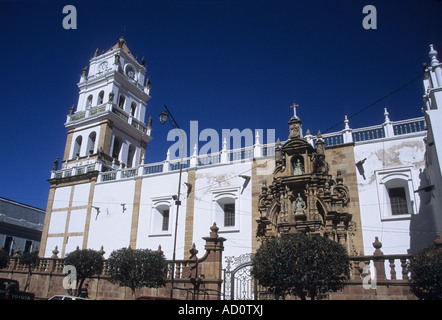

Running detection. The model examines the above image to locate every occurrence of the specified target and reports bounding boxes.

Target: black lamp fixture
[159,105,180,129]
[159,109,168,124]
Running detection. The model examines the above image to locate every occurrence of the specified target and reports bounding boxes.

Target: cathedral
[40,38,442,271]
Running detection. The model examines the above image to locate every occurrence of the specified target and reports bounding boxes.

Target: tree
[252,233,350,300]
[18,249,39,292]
[107,247,167,299]
[64,248,104,295]
[408,245,442,300]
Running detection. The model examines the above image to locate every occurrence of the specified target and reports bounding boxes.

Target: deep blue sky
[0,0,441,209]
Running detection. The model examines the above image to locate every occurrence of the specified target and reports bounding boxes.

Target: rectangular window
[24,240,33,253]
[389,187,408,215]
[4,236,13,255]
[162,209,169,231]
[224,203,235,227]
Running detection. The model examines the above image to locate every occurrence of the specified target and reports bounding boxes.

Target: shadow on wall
[409,167,438,254]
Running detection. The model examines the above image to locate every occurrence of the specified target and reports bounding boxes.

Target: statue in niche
[108,91,114,103]
[294,193,306,214]
[293,158,304,175]
[52,157,59,171]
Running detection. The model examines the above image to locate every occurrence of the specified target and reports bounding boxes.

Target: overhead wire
[321,72,425,134]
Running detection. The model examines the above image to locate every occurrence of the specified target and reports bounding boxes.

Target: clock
[125,64,135,80]
[98,61,108,73]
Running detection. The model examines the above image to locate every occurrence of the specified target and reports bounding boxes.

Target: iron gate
[223,253,256,300]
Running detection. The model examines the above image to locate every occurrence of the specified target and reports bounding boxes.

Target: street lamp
[159,105,180,129]
[159,109,169,125]
[159,105,183,299]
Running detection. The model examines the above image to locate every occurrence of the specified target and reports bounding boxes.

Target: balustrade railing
[349,254,412,282]
[66,102,148,135]
[2,255,196,281]
[323,134,344,147]
[144,163,164,175]
[393,118,426,136]
[352,126,385,142]
[0,250,414,283]
[53,116,426,184]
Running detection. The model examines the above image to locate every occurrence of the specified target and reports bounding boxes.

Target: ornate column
[200,223,226,299]
[372,237,386,281]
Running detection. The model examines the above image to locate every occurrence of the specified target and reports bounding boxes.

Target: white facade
[353,118,426,254]
[41,41,442,267]
[44,112,430,262]
[44,156,254,261]
[419,44,442,251]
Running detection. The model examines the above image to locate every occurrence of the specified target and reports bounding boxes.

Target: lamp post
[159,104,184,299]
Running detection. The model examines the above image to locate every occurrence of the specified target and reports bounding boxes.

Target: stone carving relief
[256,109,353,248]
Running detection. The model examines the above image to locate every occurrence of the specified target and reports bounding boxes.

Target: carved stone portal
[257,112,353,248]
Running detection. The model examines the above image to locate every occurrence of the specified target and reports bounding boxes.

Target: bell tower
[62,37,152,170]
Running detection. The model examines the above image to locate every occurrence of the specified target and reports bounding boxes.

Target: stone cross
[290,103,299,118]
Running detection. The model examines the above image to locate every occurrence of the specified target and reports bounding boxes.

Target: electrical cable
[322,72,424,134]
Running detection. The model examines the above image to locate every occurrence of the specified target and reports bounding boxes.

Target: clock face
[125,65,135,79]
[98,61,108,73]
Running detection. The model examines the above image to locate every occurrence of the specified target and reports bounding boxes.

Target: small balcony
[66,102,150,136]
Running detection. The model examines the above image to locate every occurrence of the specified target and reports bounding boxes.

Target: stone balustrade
[0,224,226,300]
[3,234,441,299]
[51,114,426,184]
[66,102,149,135]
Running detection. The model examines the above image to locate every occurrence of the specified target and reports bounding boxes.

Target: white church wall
[68,208,87,233]
[71,183,90,206]
[136,171,189,259]
[44,237,63,258]
[193,161,253,261]
[354,133,426,254]
[48,211,67,234]
[87,179,136,257]
[64,236,83,256]
[52,186,72,210]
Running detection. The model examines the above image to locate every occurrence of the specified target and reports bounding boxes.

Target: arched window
[375,168,417,220]
[111,136,123,160]
[211,187,240,231]
[86,94,93,108]
[130,102,137,117]
[150,198,173,236]
[384,178,412,216]
[154,205,170,232]
[118,94,125,109]
[98,91,105,105]
[127,144,136,168]
[73,135,82,158]
[87,131,96,155]
[215,198,235,227]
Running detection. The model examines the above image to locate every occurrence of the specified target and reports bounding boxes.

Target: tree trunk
[23,268,32,291]
[131,288,136,300]
[77,278,85,296]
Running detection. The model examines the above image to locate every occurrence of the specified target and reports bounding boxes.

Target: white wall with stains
[354,132,427,254]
